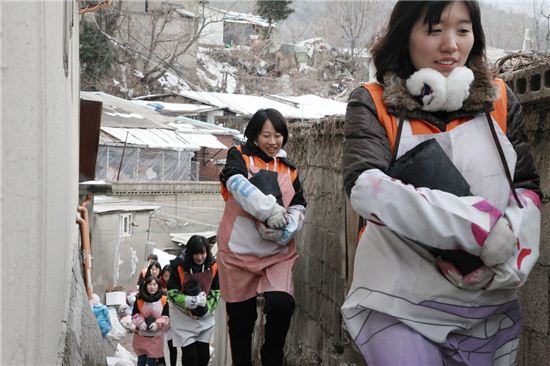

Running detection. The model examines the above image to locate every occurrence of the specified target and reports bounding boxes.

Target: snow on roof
[180,133,228,149]
[81,91,174,129]
[101,127,200,151]
[93,195,161,214]
[132,100,219,114]
[270,94,347,118]
[177,91,347,120]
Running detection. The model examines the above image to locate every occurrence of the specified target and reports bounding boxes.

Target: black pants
[157,339,179,366]
[226,291,295,366]
[181,341,210,366]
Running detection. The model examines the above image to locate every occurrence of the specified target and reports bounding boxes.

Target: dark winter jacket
[343,61,541,199]
[219,143,307,208]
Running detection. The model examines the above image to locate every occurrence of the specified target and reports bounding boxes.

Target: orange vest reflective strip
[136,295,167,312]
[363,78,508,153]
[177,262,218,290]
[221,145,298,201]
[178,266,185,289]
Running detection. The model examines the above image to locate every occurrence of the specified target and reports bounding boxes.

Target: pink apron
[132,299,169,358]
[217,156,298,303]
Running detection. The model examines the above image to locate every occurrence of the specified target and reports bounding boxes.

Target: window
[120,213,133,237]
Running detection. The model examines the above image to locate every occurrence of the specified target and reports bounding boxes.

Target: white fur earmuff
[405,67,474,112]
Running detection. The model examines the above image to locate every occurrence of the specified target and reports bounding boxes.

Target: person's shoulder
[348,83,380,105]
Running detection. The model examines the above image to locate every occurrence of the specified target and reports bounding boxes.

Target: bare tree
[86,0,226,95]
[340,1,368,61]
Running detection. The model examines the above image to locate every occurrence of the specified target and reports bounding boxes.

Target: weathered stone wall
[285,118,365,365]
[285,88,549,364]
[503,64,550,366]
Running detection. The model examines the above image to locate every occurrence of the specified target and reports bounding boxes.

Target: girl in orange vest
[218,108,307,365]
[341,1,542,365]
[167,235,220,366]
[132,275,170,366]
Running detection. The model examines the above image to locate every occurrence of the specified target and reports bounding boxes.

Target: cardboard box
[105,291,126,306]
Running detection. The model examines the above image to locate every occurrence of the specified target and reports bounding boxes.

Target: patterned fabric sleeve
[487,189,541,289]
[351,169,507,255]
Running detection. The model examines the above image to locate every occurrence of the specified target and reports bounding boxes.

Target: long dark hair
[183,235,213,270]
[372,1,485,83]
[137,275,163,301]
[145,260,162,278]
[244,108,289,147]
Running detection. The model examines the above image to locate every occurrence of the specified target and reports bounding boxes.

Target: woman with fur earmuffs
[341,1,542,365]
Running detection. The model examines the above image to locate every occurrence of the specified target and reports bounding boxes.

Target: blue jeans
[137,354,157,366]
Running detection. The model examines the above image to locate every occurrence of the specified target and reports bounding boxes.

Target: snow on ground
[197,48,242,94]
[106,344,136,366]
[158,72,193,93]
[153,247,176,268]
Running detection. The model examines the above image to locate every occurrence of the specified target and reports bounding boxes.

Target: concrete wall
[284,96,549,364]
[92,210,155,298]
[102,0,199,86]
[110,182,224,250]
[1,1,104,365]
[199,7,225,47]
[503,64,550,366]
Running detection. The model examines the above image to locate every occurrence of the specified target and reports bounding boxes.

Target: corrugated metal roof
[132,100,219,114]
[81,91,174,128]
[101,127,200,151]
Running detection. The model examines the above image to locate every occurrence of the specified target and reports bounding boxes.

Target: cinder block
[537,204,550,267]
[519,264,549,334]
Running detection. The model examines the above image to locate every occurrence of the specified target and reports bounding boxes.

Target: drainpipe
[76,195,93,299]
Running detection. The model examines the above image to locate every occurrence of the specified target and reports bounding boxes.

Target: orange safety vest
[136,295,167,312]
[177,262,218,290]
[362,78,508,152]
[221,145,298,202]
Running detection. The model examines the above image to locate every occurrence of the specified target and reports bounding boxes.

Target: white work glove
[196,292,207,307]
[257,221,284,242]
[227,174,277,221]
[184,295,199,310]
[277,205,306,246]
[437,259,494,290]
[148,322,158,332]
[267,204,288,229]
[480,218,516,267]
[138,322,148,331]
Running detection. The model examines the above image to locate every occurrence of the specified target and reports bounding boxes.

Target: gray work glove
[257,221,284,242]
[480,218,516,267]
[266,204,288,229]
